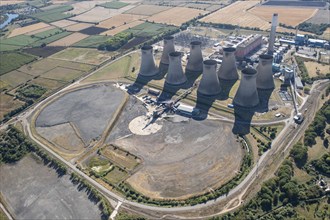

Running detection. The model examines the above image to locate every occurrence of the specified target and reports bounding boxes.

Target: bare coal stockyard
[0,155,102,219]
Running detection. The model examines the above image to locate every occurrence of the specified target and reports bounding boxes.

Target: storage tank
[165,51,187,85]
[198,60,220,96]
[256,54,275,90]
[233,68,259,108]
[218,47,239,81]
[139,45,159,77]
[186,41,203,72]
[160,36,175,65]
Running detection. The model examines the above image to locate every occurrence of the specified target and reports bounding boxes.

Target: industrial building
[139,45,159,77]
[233,68,259,108]
[235,35,263,60]
[198,60,221,96]
[165,51,187,85]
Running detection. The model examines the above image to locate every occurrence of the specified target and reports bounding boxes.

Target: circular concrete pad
[129,116,163,135]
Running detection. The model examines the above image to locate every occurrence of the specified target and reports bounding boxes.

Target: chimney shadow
[256,88,274,113]
[232,105,256,135]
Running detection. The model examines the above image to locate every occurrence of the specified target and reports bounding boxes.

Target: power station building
[235,35,263,60]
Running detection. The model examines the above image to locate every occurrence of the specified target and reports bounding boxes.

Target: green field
[31,5,73,22]
[1,71,35,88]
[98,1,129,9]
[32,28,63,38]
[0,52,36,75]
[1,35,38,46]
[31,31,71,47]
[73,35,113,48]
[104,167,127,184]
[123,22,178,37]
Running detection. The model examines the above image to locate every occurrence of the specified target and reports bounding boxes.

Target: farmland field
[305,61,330,77]
[306,9,330,25]
[145,7,207,26]
[124,4,171,16]
[41,67,83,82]
[31,31,72,47]
[23,46,65,57]
[0,94,25,120]
[72,35,112,48]
[1,71,35,88]
[98,1,129,9]
[321,27,330,40]
[28,77,66,90]
[65,1,99,15]
[7,22,50,38]
[96,14,147,29]
[122,22,178,37]
[50,48,114,65]
[100,20,144,36]
[48,33,89,46]
[101,146,140,171]
[25,26,56,36]
[64,23,94,32]
[104,167,128,184]
[31,5,74,22]
[0,52,36,75]
[50,19,77,28]
[80,26,107,35]
[200,1,270,30]
[183,3,212,10]
[248,6,318,27]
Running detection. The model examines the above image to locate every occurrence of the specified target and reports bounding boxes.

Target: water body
[0,13,19,29]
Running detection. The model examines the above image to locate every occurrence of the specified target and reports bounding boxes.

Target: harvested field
[200,1,270,30]
[306,9,330,25]
[41,66,83,82]
[7,22,50,38]
[205,4,224,12]
[114,118,244,199]
[23,46,66,57]
[48,33,89,46]
[72,35,112,48]
[100,20,144,36]
[146,7,207,26]
[31,31,72,47]
[0,155,102,219]
[249,6,318,27]
[65,1,99,15]
[321,27,330,40]
[50,19,77,28]
[71,5,135,23]
[64,23,94,32]
[80,26,107,35]
[305,61,330,77]
[0,94,25,120]
[37,122,86,154]
[96,14,147,29]
[25,26,56,36]
[36,84,126,144]
[183,3,212,10]
[0,52,36,75]
[50,48,113,65]
[1,71,35,88]
[124,4,172,16]
[262,0,326,7]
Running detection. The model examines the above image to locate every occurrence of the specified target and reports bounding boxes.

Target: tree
[290,143,308,168]
[324,138,329,148]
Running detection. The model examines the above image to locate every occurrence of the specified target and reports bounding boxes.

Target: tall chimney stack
[198,60,220,96]
[139,45,159,77]
[186,41,203,73]
[256,54,275,90]
[160,36,175,65]
[165,51,187,85]
[267,13,278,55]
[233,68,259,108]
[218,47,239,81]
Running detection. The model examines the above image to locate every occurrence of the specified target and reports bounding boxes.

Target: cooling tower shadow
[218,79,237,100]
[232,105,256,135]
[193,92,217,120]
[256,88,274,113]
[126,63,168,95]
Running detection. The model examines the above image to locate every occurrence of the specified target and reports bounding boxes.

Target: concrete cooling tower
[160,36,175,65]
[165,51,187,85]
[186,41,203,72]
[256,54,275,90]
[233,68,259,108]
[218,47,239,81]
[198,60,220,96]
[139,45,159,77]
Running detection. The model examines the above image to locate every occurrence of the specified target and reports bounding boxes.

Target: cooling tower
[160,36,175,65]
[198,60,220,96]
[267,13,278,55]
[139,45,159,77]
[218,47,239,81]
[233,68,259,108]
[165,51,187,85]
[186,41,203,72]
[256,54,275,90]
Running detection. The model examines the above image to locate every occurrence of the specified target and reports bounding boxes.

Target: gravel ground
[36,84,125,143]
[0,155,102,220]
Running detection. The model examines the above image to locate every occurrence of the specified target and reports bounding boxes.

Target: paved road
[2,49,328,219]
